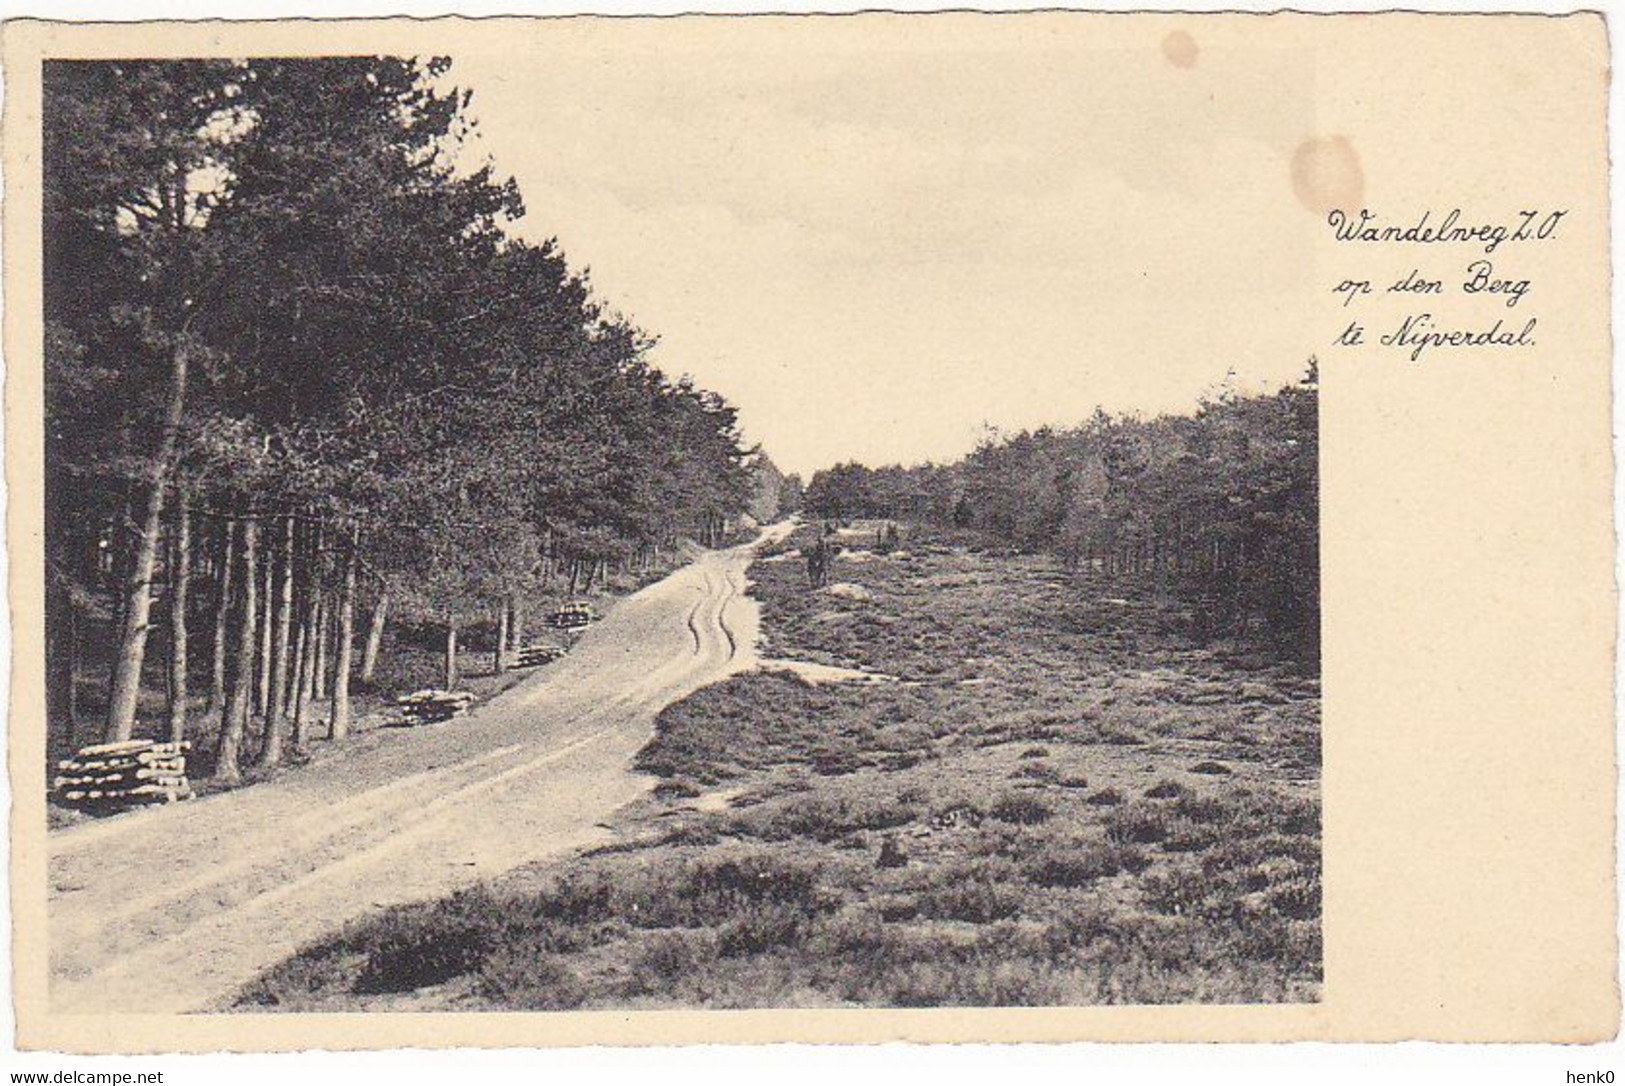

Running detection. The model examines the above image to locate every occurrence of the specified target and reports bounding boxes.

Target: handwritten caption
[1327,209,1566,363]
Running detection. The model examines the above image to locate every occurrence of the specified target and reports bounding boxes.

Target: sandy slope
[47,527,790,1014]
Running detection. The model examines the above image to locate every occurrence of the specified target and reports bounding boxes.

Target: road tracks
[48,537,773,1013]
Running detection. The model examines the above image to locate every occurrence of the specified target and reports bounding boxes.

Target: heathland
[238,518,1320,1010]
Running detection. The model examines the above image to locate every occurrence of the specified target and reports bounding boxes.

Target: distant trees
[803,462,874,522]
[745,453,795,524]
[803,371,1319,657]
[778,473,805,517]
[44,57,754,764]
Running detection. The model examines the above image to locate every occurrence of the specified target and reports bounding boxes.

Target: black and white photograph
[10,7,1616,1063]
[37,27,1323,1017]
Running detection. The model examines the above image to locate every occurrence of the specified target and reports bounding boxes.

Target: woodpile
[55,739,192,814]
[548,600,595,630]
[394,689,476,726]
[514,643,566,668]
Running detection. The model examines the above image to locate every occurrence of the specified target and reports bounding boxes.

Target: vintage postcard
[2,10,1615,1051]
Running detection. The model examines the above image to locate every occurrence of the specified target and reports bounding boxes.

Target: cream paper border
[2,11,1617,1051]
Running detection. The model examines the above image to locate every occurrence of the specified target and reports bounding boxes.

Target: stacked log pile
[548,601,594,630]
[514,643,567,668]
[55,739,192,814]
[394,689,476,726]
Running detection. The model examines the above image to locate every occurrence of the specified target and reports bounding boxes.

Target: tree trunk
[214,517,258,783]
[165,494,191,745]
[312,593,329,702]
[305,596,321,702]
[329,527,359,741]
[360,592,388,685]
[47,574,79,744]
[297,519,323,706]
[291,514,320,749]
[259,517,296,768]
[103,342,190,743]
[290,595,312,750]
[509,595,524,652]
[494,603,508,675]
[107,495,134,640]
[210,520,235,714]
[444,620,459,690]
[106,487,163,733]
[66,610,81,743]
[255,541,274,718]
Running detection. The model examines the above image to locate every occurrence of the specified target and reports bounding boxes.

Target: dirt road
[48,528,788,1013]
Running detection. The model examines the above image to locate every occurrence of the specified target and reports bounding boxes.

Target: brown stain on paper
[1161,30,1199,68]
[1290,135,1364,216]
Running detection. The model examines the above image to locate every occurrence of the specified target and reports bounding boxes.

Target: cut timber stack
[548,601,594,630]
[514,643,566,668]
[55,739,192,815]
[395,689,477,726]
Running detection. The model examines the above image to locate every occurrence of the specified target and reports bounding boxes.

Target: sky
[446,16,1323,476]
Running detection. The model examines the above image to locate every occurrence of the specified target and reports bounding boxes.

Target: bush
[918,858,1025,923]
[877,837,909,868]
[1174,792,1233,825]
[1161,818,1223,853]
[1097,725,1146,746]
[1086,788,1124,807]
[1258,831,1322,865]
[928,802,985,830]
[352,892,500,994]
[1141,865,1210,918]
[735,793,917,843]
[555,851,833,931]
[1235,788,1320,837]
[629,931,712,994]
[1023,840,1136,888]
[473,936,588,1009]
[1104,805,1168,845]
[877,897,920,922]
[717,901,814,957]
[685,854,828,916]
[1116,846,1153,873]
[235,945,352,1007]
[1268,877,1322,920]
[1144,779,1184,800]
[920,879,1023,924]
[1041,904,1118,953]
[990,794,1053,825]
[1234,911,1322,971]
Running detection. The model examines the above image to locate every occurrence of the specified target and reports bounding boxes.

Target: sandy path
[47,525,791,1013]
